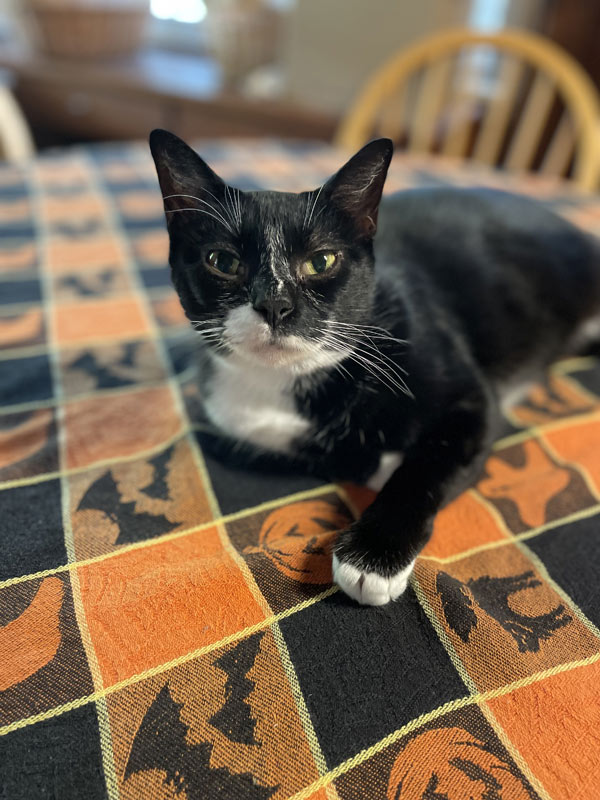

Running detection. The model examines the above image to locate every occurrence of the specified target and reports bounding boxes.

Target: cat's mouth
[221,305,348,372]
[241,333,317,364]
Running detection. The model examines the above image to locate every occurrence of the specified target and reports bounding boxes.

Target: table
[0,48,338,146]
[1,140,599,799]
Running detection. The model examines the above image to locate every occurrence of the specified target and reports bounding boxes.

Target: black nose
[253,295,294,327]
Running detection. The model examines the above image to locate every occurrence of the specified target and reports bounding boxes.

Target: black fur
[150,129,600,597]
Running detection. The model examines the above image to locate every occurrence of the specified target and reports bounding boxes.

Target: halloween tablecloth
[1,140,599,799]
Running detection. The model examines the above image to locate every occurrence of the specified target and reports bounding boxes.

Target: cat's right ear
[325,138,393,238]
[149,129,226,216]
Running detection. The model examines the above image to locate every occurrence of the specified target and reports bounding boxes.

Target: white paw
[332,555,415,606]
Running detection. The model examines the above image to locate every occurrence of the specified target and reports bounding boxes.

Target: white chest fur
[366,451,404,491]
[204,356,311,454]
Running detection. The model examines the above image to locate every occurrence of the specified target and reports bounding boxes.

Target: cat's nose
[253,295,294,327]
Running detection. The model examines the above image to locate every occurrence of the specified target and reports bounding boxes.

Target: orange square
[117,191,163,219]
[0,198,31,223]
[64,385,182,468]
[151,295,187,329]
[52,268,132,303]
[36,161,89,187]
[78,528,265,684]
[132,230,168,265]
[54,296,149,345]
[488,658,600,799]
[543,419,600,496]
[0,308,44,350]
[477,438,596,533]
[0,242,36,272]
[42,194,104,224]
[48,235,124,273]
[423,490,507,560]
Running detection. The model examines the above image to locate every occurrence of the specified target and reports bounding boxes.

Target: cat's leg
[333,386,494,605]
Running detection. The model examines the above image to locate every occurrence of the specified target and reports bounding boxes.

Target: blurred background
[0,0,598,184]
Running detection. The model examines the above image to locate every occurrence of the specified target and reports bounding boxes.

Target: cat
[149,129,600,606]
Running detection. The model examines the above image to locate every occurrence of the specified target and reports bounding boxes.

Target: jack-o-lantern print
[251,500,351,584]
[387,726,533,800]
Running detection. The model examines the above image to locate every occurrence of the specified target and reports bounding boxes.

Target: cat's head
[149,130,392,374]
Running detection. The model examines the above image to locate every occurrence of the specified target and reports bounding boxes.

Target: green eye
[302,252,337,276]
[206,250,241,276]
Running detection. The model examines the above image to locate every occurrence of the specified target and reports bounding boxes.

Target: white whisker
[165,207,234,233]
[319,328,412,397]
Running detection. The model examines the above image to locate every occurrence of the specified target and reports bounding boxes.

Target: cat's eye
[302,251,337,276]
[206,250,241,276]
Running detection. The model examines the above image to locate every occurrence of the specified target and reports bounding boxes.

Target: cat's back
[376,185,588,255]
[376,185,599,311]
[374,186,600,373]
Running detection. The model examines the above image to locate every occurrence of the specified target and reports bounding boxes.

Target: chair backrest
[335,28,600,190]
[0,85,35,164]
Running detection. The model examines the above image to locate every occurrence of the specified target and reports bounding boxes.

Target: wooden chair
[335,28,600,191]
[0,84,35,163]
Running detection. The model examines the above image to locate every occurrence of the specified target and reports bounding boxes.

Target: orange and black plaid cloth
[1,141,599,800]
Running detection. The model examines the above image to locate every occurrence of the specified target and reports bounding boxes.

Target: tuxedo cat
[150,129,600,606]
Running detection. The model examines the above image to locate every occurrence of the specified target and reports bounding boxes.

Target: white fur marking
[332,555,415,606]
[204,304,353,453]
[366,451,404,491]
[205,357,310,453]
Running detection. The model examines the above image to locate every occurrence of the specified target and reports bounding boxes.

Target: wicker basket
[27,1,150,60]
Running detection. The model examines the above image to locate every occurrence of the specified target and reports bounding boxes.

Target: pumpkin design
[253,500,351,584]
[387,727,531,799]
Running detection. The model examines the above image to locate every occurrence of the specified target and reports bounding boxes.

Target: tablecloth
[1,140,599,799]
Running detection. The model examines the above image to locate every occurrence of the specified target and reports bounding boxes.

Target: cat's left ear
[325,138,393,238]
[149,129,226,217]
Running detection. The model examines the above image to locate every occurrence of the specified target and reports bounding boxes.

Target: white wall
[281,0,471,113]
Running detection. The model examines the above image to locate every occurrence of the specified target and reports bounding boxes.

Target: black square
[279,589,467,767]
[140,266,171,289]
[0,409,59,482]
[0,575,96,727]
[526,512,600,629]
[122,217,163,232]
[0,279,41,306]
[0,223,35,239]
[0,354,53,406]
[568,363,600,400]
[199,434,325,515]
[0,703,107,800]
[1,479,67,581]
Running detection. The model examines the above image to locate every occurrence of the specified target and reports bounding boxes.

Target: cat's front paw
[332,554,415,606]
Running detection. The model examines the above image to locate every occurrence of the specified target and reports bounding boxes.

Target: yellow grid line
[538,429,600,503]
[0,587,338,738]
[477,702,554,800]
[444,482,600,644]
[30,158,120,799]
[556,370,600,407]
[287,652,600,800]
[412,511,553,799]
[0,428,188,492]
[0,482,338,590]
[0,367,192,419]
[516,540,600,642]
[418,502,600,565]
[492,406,600,452]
